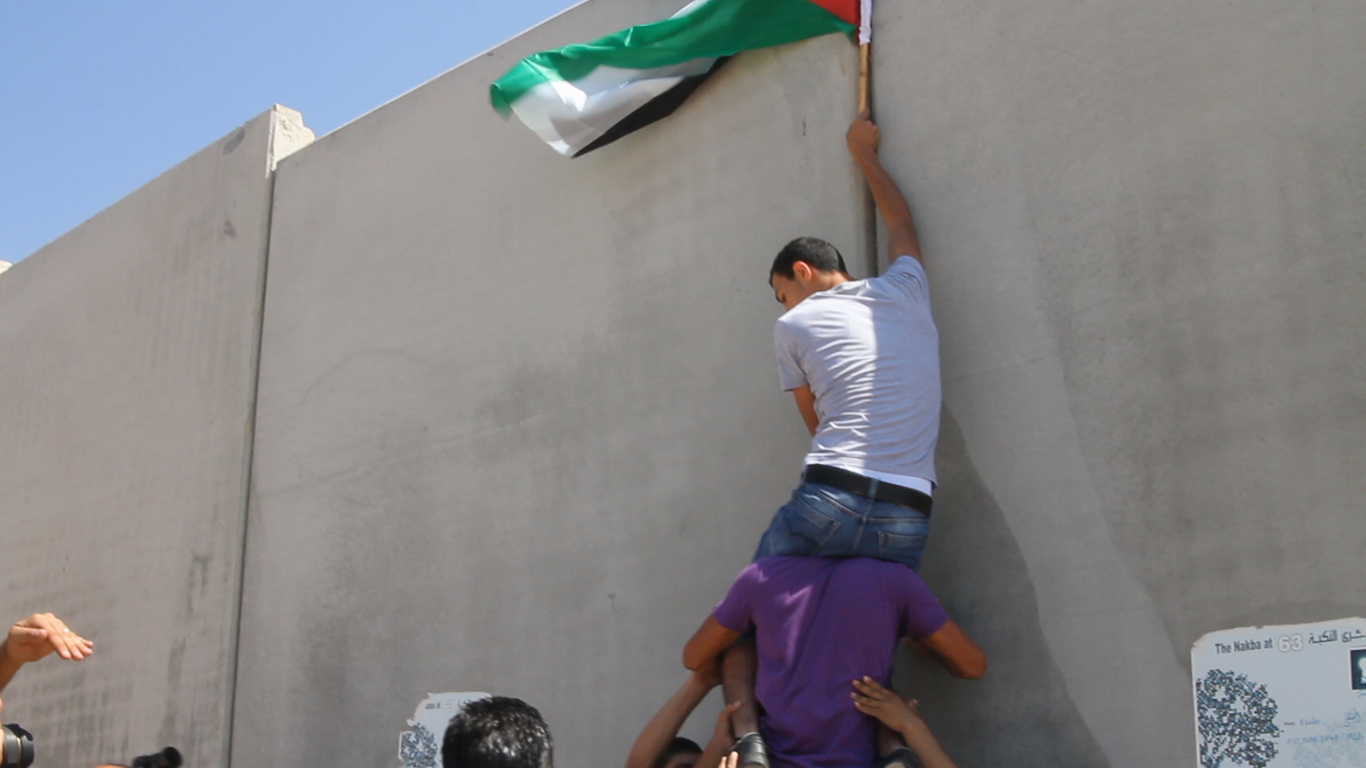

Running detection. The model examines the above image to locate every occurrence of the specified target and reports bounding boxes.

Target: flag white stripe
[858,0,873,44]
[509,59,718,156]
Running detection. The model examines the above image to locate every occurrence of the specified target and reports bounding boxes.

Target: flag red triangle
[804,0,859,26]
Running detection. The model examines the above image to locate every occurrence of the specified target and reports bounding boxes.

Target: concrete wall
[230,1,869,765]
[232,0,1366,764]
[0,106,310,768]
[883,0,1366,764]
[4,0,1364,766]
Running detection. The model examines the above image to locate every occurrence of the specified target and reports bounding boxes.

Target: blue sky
[0,1,580,263]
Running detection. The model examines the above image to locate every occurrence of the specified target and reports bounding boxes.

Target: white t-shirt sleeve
[773,319,808,392]
[879,255,931,305]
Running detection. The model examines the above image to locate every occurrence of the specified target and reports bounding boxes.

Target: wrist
[897,720,933,747]
[0,640,18,670]
[850,147,879,165]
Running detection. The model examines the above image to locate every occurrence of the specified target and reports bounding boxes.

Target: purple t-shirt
[713,557,948,768]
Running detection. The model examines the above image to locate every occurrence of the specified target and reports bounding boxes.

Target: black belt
[802,465,933,516]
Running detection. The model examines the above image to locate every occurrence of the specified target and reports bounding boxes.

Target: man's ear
[792,261,814,282]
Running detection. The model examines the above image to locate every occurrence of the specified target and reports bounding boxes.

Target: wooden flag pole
[857,42,871,114]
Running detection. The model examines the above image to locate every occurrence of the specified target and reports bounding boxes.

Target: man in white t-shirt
[755,111,940,571]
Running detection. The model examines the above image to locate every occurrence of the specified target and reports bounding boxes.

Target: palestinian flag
[490,0,872,157]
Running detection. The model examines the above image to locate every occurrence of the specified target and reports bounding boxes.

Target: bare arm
[851,677,958,768]
[699,704,743,768]
[791,386,819,436]
[683,616,741,672]
[624,663,720,768]
[917,620,987,679]
[847,112,922,265]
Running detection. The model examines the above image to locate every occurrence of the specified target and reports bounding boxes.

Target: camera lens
[0,724,35,768]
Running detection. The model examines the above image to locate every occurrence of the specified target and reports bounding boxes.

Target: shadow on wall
[892,408,1112,768]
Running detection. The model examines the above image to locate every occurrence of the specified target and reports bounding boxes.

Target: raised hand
[846,109,881,159]
[3,613,94,663]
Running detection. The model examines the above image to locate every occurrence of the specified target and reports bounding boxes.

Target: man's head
[652,738,703,768]
[769,237,851,310]
[443,697,553,768]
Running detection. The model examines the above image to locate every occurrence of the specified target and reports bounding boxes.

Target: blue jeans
[753,481,931,571]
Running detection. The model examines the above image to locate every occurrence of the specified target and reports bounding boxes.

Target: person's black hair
[770,237,848,281]
[650,737,703,768]
[443,697,554,768]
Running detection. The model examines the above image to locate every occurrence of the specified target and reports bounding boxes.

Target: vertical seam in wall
[864,57,880,278]
[221,118,283,768]
[864,183,879,277]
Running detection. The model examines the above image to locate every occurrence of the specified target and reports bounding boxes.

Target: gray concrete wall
[5,0,1364,766]
[234,0,1366,766]
[231,2,868,765]
[0,106,310,768]
[883,0,1366,764]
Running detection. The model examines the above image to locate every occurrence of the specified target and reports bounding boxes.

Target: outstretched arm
[624,661,721,768]
[851,677,957,768]
[847,111,922,265]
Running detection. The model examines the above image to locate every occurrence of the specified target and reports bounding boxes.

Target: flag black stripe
[573,57,732,158]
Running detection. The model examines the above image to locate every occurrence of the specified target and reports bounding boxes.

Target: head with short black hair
[769,237,848,281]
[768,237,852,310]
[443,697,554,768]
[651,737,703,768]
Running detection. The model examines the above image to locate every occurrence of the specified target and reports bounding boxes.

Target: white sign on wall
[399,691,491,768]
[1191,618,1366,768]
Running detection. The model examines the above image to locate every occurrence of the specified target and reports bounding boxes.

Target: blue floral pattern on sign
[1196,669,1281,768]
[400,722,440,768]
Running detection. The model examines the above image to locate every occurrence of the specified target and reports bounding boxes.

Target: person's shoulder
[883,255,927,279]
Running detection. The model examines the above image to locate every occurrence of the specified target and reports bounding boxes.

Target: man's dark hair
[770,237,848,280]
[443,697,553,768]
[650,737,703,768]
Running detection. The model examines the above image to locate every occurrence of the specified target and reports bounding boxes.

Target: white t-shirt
[773,256,941,487]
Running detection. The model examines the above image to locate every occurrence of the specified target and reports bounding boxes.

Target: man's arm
[683,616,741,672]
[0,613,94,694]
[851,677,958,768]
[698,702,743,768]
[847,111,922,265]
[791,386,819,436]
[916,620,987,679]
[623,661,721,768]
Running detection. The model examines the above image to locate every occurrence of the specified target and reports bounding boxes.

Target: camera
[0,724,34,768]
[131,747,182,768]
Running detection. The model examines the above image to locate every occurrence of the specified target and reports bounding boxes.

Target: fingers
[714,700,742,742]
[37,614,87,660]
[13,613,93,661]
[720,752,739,768]
[853,675,893,698]
[857,108,871,121]
[851,677,885,710]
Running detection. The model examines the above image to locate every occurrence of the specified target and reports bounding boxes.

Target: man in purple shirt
[682,558,985,768]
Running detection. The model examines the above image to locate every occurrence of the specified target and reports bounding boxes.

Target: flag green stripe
[491,0,854,114]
